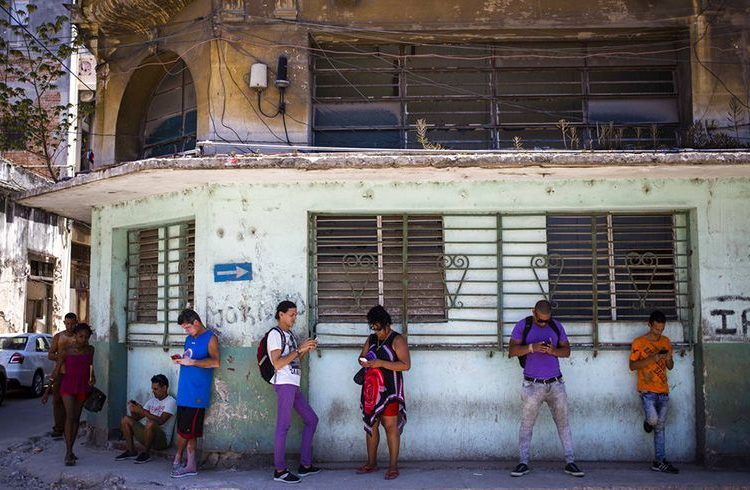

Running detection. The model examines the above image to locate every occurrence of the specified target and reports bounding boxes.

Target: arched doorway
[115,53,197,162]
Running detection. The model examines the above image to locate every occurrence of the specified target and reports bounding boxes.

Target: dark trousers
[52,375,67,434]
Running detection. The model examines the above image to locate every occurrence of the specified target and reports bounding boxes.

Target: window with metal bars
[310,212,691,351]
[311,39,686,150]
[314,215,446,324]
[141,59,197,159]
[126,221,195,346]
[545,214,679,321]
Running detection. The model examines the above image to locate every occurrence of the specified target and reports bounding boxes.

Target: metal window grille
[310,212,692,352]
[314,215,446,326]
[126,221,195,347]
[311,40,684,150]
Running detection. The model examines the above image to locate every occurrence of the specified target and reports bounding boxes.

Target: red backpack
[257,327,284,384]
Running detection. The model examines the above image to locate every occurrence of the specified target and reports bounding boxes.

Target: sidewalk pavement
[2,431,749,489]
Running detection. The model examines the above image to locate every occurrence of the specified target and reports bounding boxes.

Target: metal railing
[126,221,195,349]
[309,212,693,353]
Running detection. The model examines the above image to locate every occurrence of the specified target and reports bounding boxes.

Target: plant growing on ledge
[0,1,80,181]
[415,118,445,150]
[727,96,747,141]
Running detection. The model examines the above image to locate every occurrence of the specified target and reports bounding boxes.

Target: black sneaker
[644,420,654,433]
[565,462,585,477]
[510,463,530,477]
[297,465,322,477]
[273,469,301,484]
[651,460,679,474]
[134,452,152,464]
[114,450,137,461]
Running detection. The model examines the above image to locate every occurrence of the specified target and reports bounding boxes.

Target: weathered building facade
[17,0,750,467]
[0,160,72,334]
[1,0,96,176]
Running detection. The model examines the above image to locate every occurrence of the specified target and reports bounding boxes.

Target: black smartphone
[658,349,668,354]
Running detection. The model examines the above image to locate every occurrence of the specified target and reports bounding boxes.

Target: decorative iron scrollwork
[625,251,659,309]
[342,253,377,308]
[438,254,470,308]
[531,254,564,308]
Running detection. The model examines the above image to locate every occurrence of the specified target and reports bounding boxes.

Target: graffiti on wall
[706,295,750,340]
[204,293,307,344]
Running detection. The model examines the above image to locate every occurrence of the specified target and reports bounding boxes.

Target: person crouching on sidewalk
[115,374,177,464]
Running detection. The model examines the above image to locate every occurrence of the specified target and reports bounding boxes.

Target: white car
[0,333,55,397]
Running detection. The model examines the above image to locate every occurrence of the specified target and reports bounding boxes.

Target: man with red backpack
[508,300,584,478]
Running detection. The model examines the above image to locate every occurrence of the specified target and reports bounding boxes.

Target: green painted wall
[701,343,750,466]
[202,346,305,455]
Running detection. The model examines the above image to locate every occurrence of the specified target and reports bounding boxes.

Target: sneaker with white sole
[170,466,198,478]
[273,469,301,484]
[114,450,137,461]
[510,463,530,477]
[565,462,585,477]
[651,460,679,474]
[134,452,152,464]
[298,465,321,477]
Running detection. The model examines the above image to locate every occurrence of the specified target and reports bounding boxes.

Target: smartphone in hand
[171,354,182,360]
[658,349,668,355]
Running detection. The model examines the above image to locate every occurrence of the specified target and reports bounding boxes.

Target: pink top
[60,351,93,395]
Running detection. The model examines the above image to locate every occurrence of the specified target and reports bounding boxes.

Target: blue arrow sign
[213,262,253,282]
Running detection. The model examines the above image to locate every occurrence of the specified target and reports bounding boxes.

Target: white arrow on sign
[216,265,251,279]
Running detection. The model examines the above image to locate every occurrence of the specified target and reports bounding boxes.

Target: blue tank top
[176,329,216,408]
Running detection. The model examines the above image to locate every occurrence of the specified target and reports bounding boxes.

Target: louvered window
[314,215,446,324]
[126,221,195,346]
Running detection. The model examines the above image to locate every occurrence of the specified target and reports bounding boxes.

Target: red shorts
[176,406,206,440]
[382,402,399,417]
[60,391,88,402]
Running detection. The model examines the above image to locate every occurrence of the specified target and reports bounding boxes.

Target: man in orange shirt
[629,310,678,474]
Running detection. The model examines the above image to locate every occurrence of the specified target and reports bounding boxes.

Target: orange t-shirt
[630,334,672,394]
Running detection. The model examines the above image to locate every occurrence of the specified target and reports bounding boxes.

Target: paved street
[0,389,51,444]
[0,389,749,489]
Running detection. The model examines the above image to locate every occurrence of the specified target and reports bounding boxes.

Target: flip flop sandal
[356,464,380,474]
[64,456,76,466]
[384,468,400,480]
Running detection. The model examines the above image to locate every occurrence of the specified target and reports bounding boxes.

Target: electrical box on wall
[249,63,268,91]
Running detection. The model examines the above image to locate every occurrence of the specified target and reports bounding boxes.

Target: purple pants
[274,384,319,471]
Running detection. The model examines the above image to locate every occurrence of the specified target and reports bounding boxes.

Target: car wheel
[30,370,44,398]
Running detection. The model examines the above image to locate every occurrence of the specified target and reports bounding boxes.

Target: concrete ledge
[15,150,750,223]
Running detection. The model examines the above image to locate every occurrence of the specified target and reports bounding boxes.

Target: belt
[524,375,563,384]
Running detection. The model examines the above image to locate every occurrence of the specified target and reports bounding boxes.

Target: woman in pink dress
[51,323,95,466]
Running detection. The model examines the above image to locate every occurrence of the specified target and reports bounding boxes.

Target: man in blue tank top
[170,309,220,479]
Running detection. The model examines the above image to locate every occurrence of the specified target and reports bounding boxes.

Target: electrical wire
[690,1,750,110]
[214,39,247,144]
[0,3,95,91]
[224,21,749,67]
[217,39,287,143]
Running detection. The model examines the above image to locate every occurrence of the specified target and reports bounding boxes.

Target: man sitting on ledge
[115,374,177,464]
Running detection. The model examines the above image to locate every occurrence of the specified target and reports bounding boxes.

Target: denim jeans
[640,391,669,462]
[519,379,575,464]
